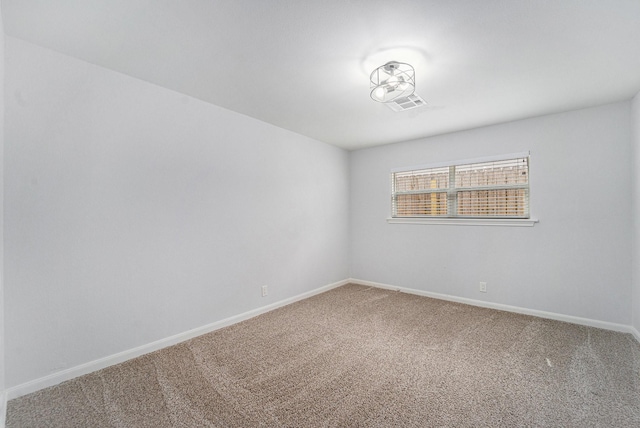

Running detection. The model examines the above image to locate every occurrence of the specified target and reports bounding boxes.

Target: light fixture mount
[370,61,415,103]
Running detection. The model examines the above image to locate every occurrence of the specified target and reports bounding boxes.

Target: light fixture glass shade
[370,61,415,103]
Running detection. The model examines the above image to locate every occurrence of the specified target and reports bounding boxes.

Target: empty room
[2,1,640,426]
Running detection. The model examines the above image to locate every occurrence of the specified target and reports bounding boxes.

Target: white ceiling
[3,0,640,150]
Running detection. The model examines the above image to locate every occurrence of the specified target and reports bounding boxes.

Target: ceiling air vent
[385,93,427,112]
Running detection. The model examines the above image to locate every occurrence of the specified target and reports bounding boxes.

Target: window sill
[386,217,539,227]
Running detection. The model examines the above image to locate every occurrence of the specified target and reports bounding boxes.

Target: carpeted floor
[7,284,640,427]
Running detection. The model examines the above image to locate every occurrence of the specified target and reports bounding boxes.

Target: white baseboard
[349,278,636,335]
[5,279,349,401]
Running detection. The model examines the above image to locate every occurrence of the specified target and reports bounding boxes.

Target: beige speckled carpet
[7,284,640,427]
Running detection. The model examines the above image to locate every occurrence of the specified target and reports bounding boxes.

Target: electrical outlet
[261,285,268,297]
[479,282,487,293]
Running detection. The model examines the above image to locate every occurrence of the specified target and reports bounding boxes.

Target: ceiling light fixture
[370,61,415,103]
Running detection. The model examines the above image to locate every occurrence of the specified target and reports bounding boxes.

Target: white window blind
[391,154,530,218]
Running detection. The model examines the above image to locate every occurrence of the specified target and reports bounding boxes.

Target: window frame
[388,152,538,227]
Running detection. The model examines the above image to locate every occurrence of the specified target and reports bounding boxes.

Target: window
[391,153,530,219]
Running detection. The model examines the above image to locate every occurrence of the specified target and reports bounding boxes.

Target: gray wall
[4,38,350,388]
[350,102,632,325]
[633,92,640,333]
[1,1,6,399]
